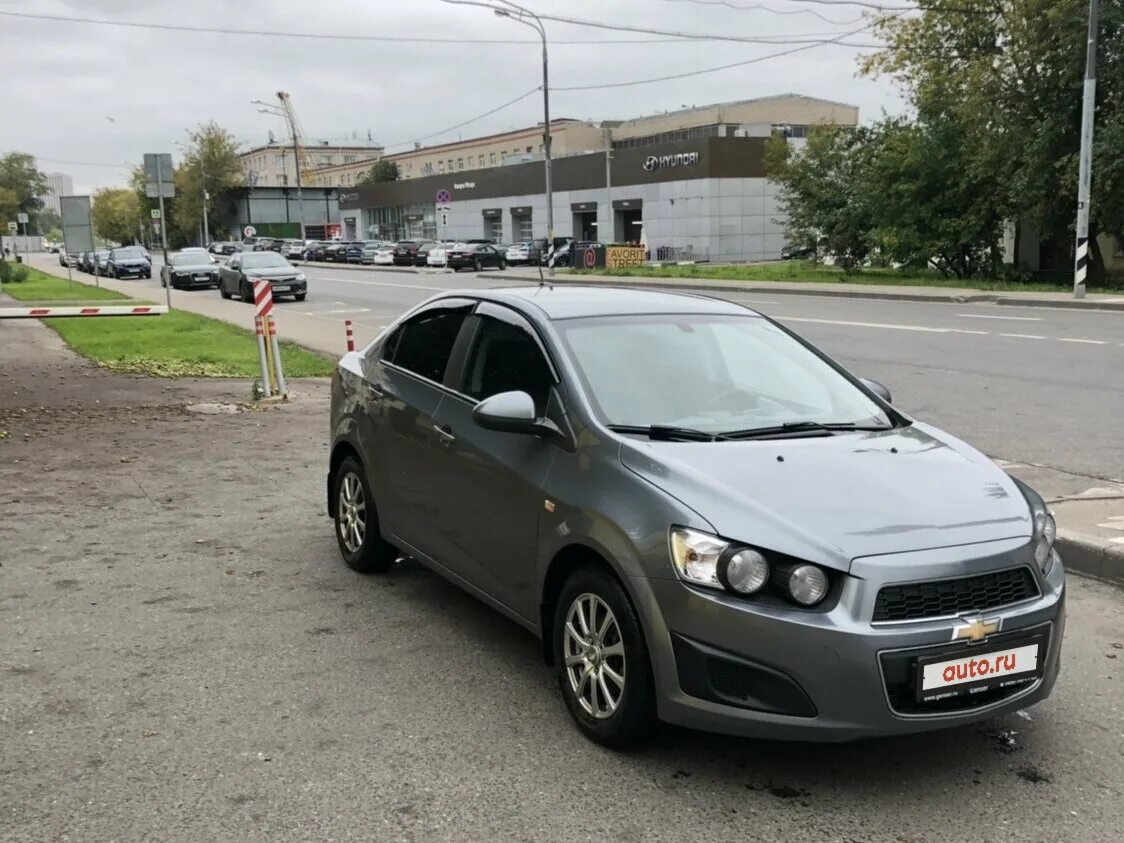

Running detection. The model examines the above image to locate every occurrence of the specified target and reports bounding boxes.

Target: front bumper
[266,280,306,296]
[634,538,1066,741]
[170,273,217,288]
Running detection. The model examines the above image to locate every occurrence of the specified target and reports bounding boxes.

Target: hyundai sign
[642,151,700,172]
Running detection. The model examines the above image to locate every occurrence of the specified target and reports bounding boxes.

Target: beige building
[302,93,858,189]
[239,139,384,188]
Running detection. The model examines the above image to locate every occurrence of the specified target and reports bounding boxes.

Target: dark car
[161,251,219,289]
[303,241,328,261]
[327,286,1065,749]
[344,241,366,263]
[392,240,429,266]
[781,243,817,261]
[414,241,443,267]
[218,250,307,302]
[91,250,111,274]
[106,246,152,279]
[537,237,574,267]
[77,251,91,272]
[446,242,506,271]
[322,242,350,263]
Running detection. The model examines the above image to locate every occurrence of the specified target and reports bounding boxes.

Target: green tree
[36,208,62,236]
[0,153,48,227]
[357,159,398,185]
[91,187,142,244]
[169,122,244,245]
[765,125,877,270]
[863,0,1124,283]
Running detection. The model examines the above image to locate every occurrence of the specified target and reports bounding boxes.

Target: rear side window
[384,307,471,383]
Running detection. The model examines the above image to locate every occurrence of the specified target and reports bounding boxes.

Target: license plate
[194,274,209,280]
[915,637,1043,702]
[272,285,290,292]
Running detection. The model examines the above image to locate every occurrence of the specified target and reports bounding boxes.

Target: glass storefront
[363,203,436,241]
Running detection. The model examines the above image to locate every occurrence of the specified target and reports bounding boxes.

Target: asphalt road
[2,322,1122,842]
[104,258,1124,481]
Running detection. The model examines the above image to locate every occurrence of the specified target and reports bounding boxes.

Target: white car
[372,246,395,266]
[505,241,535,264]
[426,243,460,267]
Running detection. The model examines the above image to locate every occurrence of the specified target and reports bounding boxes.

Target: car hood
[618,422,1031,572]
[172,263,214,272]
[242,266,298,278]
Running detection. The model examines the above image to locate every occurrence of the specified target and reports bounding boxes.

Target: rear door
[358,299,476,558]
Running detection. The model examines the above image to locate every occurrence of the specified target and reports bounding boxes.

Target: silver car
[327,287,1064,748]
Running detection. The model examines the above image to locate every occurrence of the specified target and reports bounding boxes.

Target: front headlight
[786,564,829,606]
[669,527,727,589]
[1032,504,1057,575]
[295,272,306,281]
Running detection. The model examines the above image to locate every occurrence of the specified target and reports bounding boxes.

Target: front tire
[240,280,253,302]
[220,285,232,299]
[554,566,655,749]
[498,259,507,270]
[332,456,396,574]
[474,259,482,272]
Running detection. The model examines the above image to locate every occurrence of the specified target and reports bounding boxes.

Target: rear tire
[332,456,397,574]
[554,566,656,749]
[498,259,507,270]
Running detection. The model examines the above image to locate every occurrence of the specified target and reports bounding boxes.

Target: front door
[428,304,560,620]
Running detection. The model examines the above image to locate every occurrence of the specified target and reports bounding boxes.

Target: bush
[0,261,29,283]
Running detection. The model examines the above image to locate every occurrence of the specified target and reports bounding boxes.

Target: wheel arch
[539,542,642,666]
[327,439,364,517]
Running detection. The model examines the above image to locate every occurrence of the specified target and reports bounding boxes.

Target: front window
[462,314,553,415]
[240,253,291,269]
[557,314,889,435]
[113,247,144,259]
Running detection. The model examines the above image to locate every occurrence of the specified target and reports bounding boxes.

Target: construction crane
[276,91,311,241]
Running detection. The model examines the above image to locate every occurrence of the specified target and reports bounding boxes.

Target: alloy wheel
[563,593,626,719]
[337,471,366,553]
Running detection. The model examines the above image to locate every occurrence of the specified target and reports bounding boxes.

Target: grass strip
[1,266,128,301]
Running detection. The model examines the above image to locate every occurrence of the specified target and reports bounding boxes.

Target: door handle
[364,382,386,400]
[433,424,457,446]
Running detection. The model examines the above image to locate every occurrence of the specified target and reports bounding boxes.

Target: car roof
[455,285,758,321]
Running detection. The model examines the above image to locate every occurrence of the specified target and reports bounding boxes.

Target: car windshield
[113,248,144,259]
[557,314,890,435]
[171,253,207,265]
[240,253,291,269]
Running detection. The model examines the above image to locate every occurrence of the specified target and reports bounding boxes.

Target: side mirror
[860,377,892,404]
[472,390,564,443]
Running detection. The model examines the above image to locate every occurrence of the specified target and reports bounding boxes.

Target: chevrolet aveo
[328,287,1065,748]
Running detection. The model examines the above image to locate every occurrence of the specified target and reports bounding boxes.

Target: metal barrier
[0,305,167,318]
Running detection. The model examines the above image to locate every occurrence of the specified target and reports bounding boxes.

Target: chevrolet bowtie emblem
[951,617,1001,643]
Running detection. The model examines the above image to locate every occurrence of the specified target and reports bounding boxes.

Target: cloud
[0,0,905,193]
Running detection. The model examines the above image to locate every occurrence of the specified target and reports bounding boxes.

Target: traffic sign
[6,221,16,232]
[244,225,256,238]
[150,208,161,220]
[16,212,28,224]
[435,189,451,209]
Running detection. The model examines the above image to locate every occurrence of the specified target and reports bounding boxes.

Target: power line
[526,10,883,44]
[380,87,542,150]
[652,0,865,25]
[554,18,889,91]
[0,10,714,45]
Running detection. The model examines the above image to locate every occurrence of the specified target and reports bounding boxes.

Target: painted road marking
[949,329,990,335]
[782,317,950,333]
[307,275,448,293]
[1001,333,1047,340]
[310,308,371,315]
[1059,338,1106,345]
[958,314,1042,321]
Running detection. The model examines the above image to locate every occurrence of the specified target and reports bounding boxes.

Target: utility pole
[604,129,613,243]
[1073,0,1100,299]
[155,155,171,310]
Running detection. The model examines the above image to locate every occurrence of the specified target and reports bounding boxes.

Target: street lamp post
[444,0,554,274]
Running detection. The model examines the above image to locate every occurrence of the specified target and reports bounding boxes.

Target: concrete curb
[1057,531,1124,585]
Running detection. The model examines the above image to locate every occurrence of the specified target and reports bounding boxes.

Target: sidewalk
[16,258,1123,585]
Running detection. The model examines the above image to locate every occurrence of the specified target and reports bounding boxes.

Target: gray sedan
[218,250,307,302]
[327,287,1064,748]
[160,251,219,289]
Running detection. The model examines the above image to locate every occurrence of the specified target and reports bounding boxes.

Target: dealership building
[337,95,858,262]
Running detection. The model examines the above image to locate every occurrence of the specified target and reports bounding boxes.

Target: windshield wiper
[607,424,729,442]
[722,421,892,440]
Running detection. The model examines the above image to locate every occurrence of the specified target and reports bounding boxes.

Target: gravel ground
[2,319,1123,842]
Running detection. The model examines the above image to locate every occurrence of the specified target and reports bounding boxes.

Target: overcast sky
[1,0,908,193]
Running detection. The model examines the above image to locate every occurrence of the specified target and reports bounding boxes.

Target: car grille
[872,567,1040,624]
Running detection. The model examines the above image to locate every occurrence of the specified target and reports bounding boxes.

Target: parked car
[77,251,92,273]
[106,246,152,279]
[303,241,330,261]
[504,241,539,265]
[359,241,387,264]
[322,242,350,263]
[415,242,444,267]
[207,242,225,255]
[218,251,307,302]
[446,242,506,271]
[538,237,574,267]
[344,241,367,263]
[392,240,430,266]
[781,243,816,261]
[161,251,219,289]
[371,244,395,266]
[426,243,459,268]
[282,239,305,260]
[59,249,79,267]
[327,285,1065,748]
[94,250,112,274]
[179,246,216,265]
